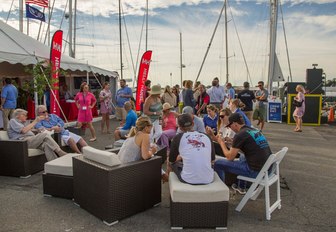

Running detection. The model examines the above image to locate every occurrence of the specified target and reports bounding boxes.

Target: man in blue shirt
[1,78,18,130]
[226,82,235,100]
[114,101,137,140]
[35,105,88,153]
[115,79,133,122]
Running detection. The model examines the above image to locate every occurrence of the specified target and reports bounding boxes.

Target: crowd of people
[0,76,306,191]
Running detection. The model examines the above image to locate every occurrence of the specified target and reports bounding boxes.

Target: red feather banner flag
[135,50,152,111]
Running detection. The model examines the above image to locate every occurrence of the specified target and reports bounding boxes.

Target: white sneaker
[232,183,247,195]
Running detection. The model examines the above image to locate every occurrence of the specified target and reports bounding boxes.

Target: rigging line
[37,8,46,41]
[195,2,225,83]
[59,0,69,29]
[228,1,253,86]
[133,11,146,89]
[43,0,56,45]
[121,5,136,81]
[279,0,292,82]
[5,0,15,23]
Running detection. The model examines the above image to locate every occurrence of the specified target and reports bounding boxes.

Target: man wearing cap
[237,82,255,122]
[177,106,205,134]
[114,101,137,140]
[116,79,133,122]
[169,114,215,184]
[214,112,272,193]
[253,81,268,131]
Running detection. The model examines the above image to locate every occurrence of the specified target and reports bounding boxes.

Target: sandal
[89,138,97,142]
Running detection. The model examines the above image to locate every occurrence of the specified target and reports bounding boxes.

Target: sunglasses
[39,110,48,114]
[219,115,225,118]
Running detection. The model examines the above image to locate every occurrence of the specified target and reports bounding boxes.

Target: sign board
[267,101,282,123]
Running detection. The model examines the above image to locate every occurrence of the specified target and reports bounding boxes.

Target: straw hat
[149,85,162,95]
[162,102,173,111]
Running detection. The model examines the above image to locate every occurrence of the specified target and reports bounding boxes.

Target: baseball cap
[182,106,194,115]
[178,114,193,128]
[226,112,243,127]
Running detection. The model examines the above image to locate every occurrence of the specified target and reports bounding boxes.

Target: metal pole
[19,0,23,32]
[119,0,123,79]
[225,0,229,84]
[73,0,77,58]
[146,0,148,51]
[69,0,73,57]
[180,32,182,87]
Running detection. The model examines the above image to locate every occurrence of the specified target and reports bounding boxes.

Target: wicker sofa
[0,131,47,177]
[73,147,162,226]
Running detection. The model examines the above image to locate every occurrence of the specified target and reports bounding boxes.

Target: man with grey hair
[114,101,137,140]
[35,105,87,153]
[169,113,215,184]
[7,109,67,161]
[177,106,205,134]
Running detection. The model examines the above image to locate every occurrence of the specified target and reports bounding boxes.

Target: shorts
[116,107,127,121]
[119,129,130,138]
[253,106,267,121]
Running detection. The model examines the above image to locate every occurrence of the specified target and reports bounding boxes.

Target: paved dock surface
[1,119,336,232]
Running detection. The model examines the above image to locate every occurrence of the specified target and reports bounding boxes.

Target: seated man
[114,101,137,140]
[214,112,272,193]
[8,109,67,161]
[176,106,205,134]
[169,113,215,185]
[35,105,87,153]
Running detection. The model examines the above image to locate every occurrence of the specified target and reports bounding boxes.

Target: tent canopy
[0,20,118,78]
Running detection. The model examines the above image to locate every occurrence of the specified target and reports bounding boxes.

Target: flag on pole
[50,30,63,116]
[26,4,45,22]
[25,0,48,8]
[135,51,153,111]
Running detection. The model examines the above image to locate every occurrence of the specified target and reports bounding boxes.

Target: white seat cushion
[169,172,230,203]
[28,149,44,157]
[83,146,121,167]
[0,131,9,140]
[113,139,125,147]
[44,153,80,176]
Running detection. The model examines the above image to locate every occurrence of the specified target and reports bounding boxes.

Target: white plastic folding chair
[235,147,288,220]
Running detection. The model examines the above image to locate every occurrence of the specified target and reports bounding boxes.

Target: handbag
[293,99,303,107]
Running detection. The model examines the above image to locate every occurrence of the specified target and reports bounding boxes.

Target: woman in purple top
[75,82,97,141]
[293,85,305,132]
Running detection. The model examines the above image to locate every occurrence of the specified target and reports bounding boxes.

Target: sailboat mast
[69,0,74,57]
[180,32,183,87]
[19,0,23,32]
[146,0,148,51]
[119,0,123,79]
[73,0,77,58]
[225,0,229,84]
[268,0,279,95]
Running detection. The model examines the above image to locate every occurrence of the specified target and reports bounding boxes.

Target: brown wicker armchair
[0,131,46,177]
[73,155,162,226]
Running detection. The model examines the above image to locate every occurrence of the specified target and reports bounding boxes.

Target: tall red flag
[135,50,152,111]
[49,30,63,116]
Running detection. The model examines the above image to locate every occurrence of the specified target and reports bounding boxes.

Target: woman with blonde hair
[206,108,235,142]
[161,85,176,107]
[229,98,251,127]
[118,116,157,163]
[293,85,305,132]
[203,104,218,134]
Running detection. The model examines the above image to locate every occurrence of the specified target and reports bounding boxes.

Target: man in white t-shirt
[169,113,215,184]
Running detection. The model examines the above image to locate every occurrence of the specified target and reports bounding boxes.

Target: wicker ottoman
[169,172,230,229]
[42,153,80,199]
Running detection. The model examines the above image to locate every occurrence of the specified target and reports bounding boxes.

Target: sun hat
[148,85,162,95]
[162,102,173,111]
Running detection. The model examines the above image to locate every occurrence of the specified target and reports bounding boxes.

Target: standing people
[172,85,180,112]
[226,82,235,100]
[99,82,112,134]
[207,77,226,110]
[161,85,177,108]
[8,109,67,161]
[195,84,210,116]
[182,80,195,108]
[116,79,133,122]
[293,85,305,132]
[237,81,255,122]
[253,81,268,131]
[1,78,18,130]
[74,82,97,142]
[169,113,215,184]
[143,84,163,143]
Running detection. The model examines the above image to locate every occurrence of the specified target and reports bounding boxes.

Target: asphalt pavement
[0,118,336,232]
